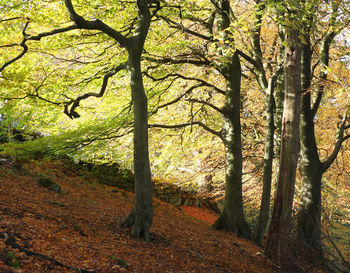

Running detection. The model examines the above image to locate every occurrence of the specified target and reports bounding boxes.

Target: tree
[146,0,251,238]
[0,0,158,241]
[209,0,251,239]
[264,0,302,268]
[296,0,350,256]
[244,0,284,246]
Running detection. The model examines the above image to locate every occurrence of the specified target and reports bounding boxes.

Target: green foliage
[2,249,20,269]
[109,255,128,269]
[0,112,133,164]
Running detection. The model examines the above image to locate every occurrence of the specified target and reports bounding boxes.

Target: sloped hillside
[0,159,327,272]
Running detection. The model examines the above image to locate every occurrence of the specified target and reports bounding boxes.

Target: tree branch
[185,98,224,114]
[0,16,22,23]
[236,49,258,67]
[149,121,223,139]
[64,63,127,119]
[321,110,349,173]
[144,55,211,66]
[157,15,212,41]
[63,0,129,48]
[144,72,225,95]
[249,1,268,90]
[311,3,338,117]
[155,83,204,110]
[0,21,78,73]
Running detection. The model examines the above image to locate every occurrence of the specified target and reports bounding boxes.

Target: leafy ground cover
[0,159,328,272]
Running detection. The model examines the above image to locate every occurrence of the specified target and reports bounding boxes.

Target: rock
[90,163,134,189]
[37,177,61,193]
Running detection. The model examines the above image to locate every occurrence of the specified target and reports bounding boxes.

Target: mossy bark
[212,0,250,239]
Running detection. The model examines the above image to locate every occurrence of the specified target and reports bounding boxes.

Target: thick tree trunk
[298,121,323,252]
[212,0,251,239]
[296,32,335,256]
[120,0,153,241]
[121,50,153,241]
[213,52,251,239]
[264,20,301,268]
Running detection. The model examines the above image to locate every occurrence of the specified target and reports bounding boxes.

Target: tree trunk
[212,0,251,239]
[254,88,274,246]
[296,31,336,256]
[120,0,153,241]
[273,25,285,190]
[264,17,301,268]
[213,52,251,239]
[297,142,322,254]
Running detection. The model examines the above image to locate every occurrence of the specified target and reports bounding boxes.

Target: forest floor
[0,159,330,273]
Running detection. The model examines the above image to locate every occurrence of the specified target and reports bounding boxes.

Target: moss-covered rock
[90,163,134,190]
[37,177,61,193]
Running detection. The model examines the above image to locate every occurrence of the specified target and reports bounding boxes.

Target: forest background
[0,0,349,271]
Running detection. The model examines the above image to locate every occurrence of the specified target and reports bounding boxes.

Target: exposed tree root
[120,209,151,242]
[0,232,96,273]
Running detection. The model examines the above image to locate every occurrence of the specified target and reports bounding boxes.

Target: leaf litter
[0,159,328,272]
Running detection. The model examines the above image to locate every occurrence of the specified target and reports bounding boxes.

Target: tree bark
[254,86,274,246]
[273,25,285,187]
[212,0,251,239]
[297,30,337,255]
[213,51,251,239]
[264,12,302,268]
[120,0,154,241]
[250,1,275,246]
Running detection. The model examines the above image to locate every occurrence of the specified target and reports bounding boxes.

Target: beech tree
[243,0,285,246]
[146,0,252,238]
[264,0,302,268]
[296,0,350,256]
[1,0,159,241]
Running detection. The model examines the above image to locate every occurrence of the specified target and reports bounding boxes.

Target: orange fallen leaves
[0,159,329,273]
[180,206,218,225]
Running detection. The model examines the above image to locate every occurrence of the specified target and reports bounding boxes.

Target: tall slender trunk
[254,86,274,246]
[250,1,275,246]
[298,116,322,253]
[264,15,302,268]
[273,25,285,190]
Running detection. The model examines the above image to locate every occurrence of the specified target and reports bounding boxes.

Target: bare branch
[157,15,212,41]
[321,110,349,173]
[0,17,22,23]
[0,42,28,73]
[63,0,129,48]
[149,121,222,139]
[144,55,211,66]
[0,21,78,73]
[185,98,224,114]
[144,72,225,95]
[64,63,127,119]
[26,24,78,41]
[156,83,204,110]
